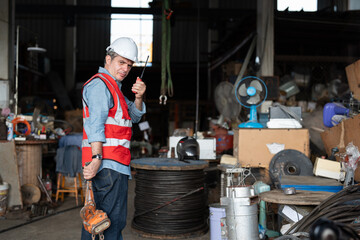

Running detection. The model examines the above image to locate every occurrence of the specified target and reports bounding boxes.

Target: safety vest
[82,73,132,167]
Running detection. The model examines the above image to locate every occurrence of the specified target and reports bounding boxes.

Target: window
[349,0,360,10]
[277,0,317,12]
[111,0,153,66]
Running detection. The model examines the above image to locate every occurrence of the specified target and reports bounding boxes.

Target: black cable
[132,169,208,236]
[0,205,81,234]
[286,185,360,235]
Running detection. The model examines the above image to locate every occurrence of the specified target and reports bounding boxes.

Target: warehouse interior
[1,0,360,239]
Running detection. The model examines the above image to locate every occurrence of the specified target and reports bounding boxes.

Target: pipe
[15,25,19,116]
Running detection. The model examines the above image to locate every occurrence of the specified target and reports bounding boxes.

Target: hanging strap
[160,0,173,104]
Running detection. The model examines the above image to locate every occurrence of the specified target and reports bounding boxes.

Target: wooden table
[259,189,335,206]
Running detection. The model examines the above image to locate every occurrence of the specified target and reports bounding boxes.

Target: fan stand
[239,105,264,128]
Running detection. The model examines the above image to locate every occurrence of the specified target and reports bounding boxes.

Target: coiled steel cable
[286,184,360,235]
[132,169,208,235]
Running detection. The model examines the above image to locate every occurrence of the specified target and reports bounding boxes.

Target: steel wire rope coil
[132,169,208,236]
[285,185,360,235]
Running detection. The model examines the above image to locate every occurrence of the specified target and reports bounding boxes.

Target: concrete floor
[0,176,211,240]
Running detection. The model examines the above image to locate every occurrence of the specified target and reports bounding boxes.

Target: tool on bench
[132,55,149,94]
[80,162,111,239]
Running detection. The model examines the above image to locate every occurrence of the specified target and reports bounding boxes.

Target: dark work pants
[81,168,128,240]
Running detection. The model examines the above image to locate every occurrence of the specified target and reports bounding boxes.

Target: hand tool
[132,55,149,94]
[80,162,111,239]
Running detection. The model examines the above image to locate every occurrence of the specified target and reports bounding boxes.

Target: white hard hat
[106,37,138,62]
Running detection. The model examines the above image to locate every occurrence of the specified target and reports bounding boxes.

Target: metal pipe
[194,0,200,139]
[15,25,19,117]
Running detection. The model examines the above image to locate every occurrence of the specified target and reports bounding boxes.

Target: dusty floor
[0,176,212,240]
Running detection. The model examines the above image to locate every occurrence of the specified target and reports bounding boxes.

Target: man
[81,37,146,240]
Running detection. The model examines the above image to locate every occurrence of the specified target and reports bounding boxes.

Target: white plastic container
[0,182,9,216]
[6,122,13,140]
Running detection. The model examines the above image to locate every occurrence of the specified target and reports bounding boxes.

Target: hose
[132,169,208,235]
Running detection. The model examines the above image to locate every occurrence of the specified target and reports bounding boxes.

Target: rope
[160,0,173,102]
[132,169,208,235]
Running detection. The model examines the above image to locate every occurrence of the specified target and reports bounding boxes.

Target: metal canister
[221,186,259,240]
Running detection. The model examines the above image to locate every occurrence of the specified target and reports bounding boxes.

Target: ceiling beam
[15,4,254,18]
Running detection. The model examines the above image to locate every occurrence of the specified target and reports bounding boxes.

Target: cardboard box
[321,115,360,181]
[233,129,309,169]
[345,60,360,101]
[313,157,342,180]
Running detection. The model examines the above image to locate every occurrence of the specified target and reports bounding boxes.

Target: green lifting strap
[161,0,173,103]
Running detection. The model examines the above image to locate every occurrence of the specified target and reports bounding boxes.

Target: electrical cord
[132,169,208,235]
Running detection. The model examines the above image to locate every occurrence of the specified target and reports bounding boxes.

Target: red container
[216,134,233,154]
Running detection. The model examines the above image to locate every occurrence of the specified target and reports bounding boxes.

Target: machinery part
[80,181,111,237]
[176,137,200,162]
[283,187,296,195]
[159,94,167,105]
[106,37,138,62]
[221,186,259,240]
[269,149,313,185]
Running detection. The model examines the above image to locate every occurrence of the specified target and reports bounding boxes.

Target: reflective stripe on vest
[82,73,132,167]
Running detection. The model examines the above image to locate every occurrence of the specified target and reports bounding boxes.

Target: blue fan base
[238,121,264,128]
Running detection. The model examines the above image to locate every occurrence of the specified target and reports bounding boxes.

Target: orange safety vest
[82,73,132,167]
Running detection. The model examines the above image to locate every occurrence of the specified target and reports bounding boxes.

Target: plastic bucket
[0,182,9,216]
[209,203,226,240]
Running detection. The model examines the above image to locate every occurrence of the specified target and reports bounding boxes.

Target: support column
[256,0,274,77]
[207,0,219,100]
[65,0,77,92]
[0,0,11,109]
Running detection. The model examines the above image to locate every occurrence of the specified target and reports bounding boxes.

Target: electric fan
[235,76,268,128]
[214,81,241,123]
